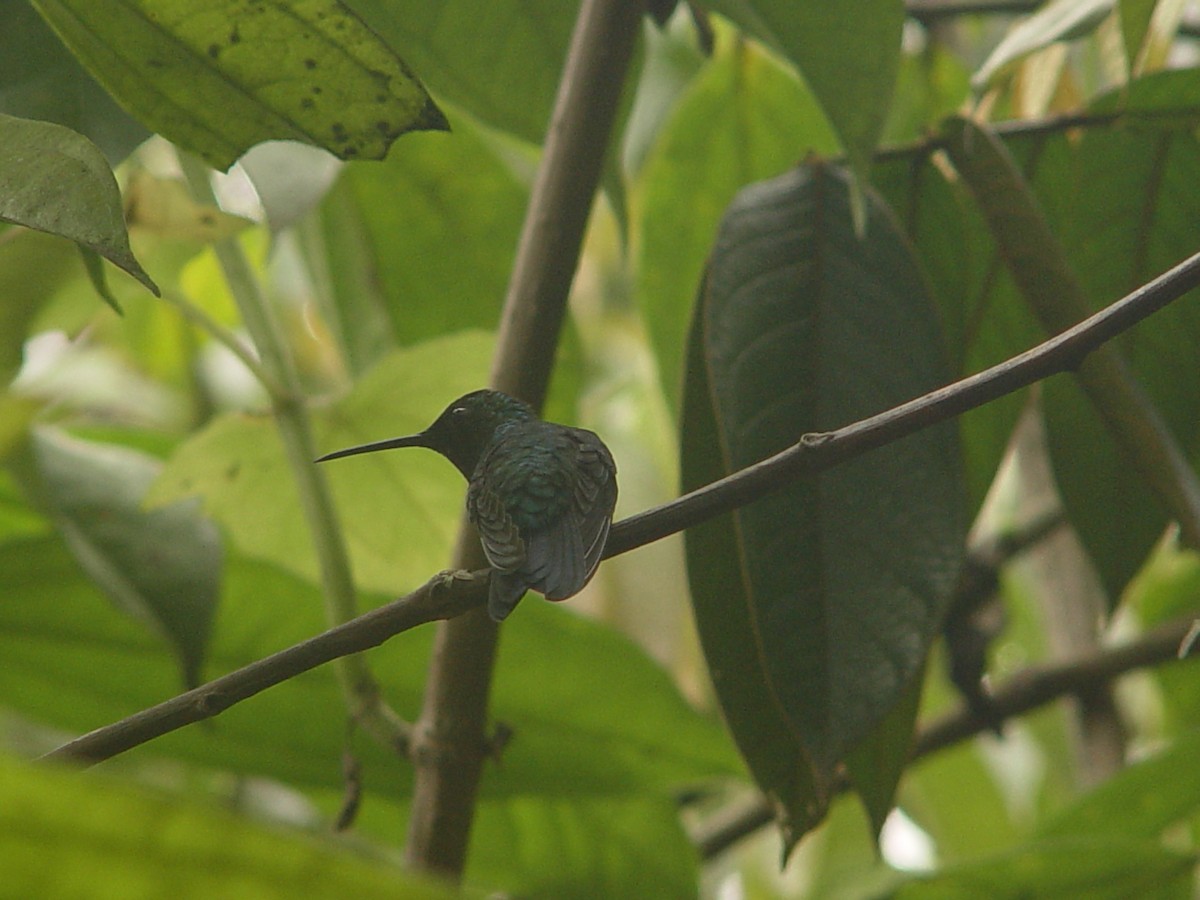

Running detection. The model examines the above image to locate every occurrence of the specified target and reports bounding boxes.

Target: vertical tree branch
[403,0,645,878]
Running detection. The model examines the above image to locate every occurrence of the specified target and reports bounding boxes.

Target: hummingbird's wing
[469,425,617,621]
[516,428,615,602]
[470,477,529,621]
[569,429,618,587]
[469,474,525,571]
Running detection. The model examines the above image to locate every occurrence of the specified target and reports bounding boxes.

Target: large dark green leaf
[30,428,221,688]
[843,657,926,840]
[1038,120,1200,600]
[31,0,448,171]
[685,162,965,832]
[0,113,157,304]
[681,301,827,850]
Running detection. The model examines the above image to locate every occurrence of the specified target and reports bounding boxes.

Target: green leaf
[882,43,972,146]
[489,598,742,797]
[30,0,448,171]
[971,0,1115,93]
[314,117,527,364]
[0,229,84,383]
[1129,549,1200,732]
[710,0,905,190]
[1037,730,1200,840]
[874,144,1038,515]
[637,28,838,411]
[78,245,123,314]
[844,658,926,840]
[1119,0,1159,71]
[943,115,1200,602]
[0,112,157,301]
[30,428,221,688]
[0,549,715,899]
[890,837,1197,899]
[0,753,454,900]
[1090,66,1200,120]
[0,0,148,164]
[344,0,577,144]
[466,795,699,898]
[900,738,1020,862]
[688,163,964,822]
[1032,121,1200,599]
[148,331,493,593]
[681,300,827,850]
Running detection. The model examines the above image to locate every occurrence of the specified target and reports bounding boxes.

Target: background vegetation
[3,0,1200,896]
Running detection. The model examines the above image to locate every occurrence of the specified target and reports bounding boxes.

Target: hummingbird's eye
[451,406,469,417]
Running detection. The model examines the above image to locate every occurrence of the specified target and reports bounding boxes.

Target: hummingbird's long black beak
[315,433,429,463]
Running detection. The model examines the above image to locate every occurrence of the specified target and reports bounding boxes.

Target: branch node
[799,431,835,452]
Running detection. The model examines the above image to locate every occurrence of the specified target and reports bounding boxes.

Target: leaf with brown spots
[30,0,448,170]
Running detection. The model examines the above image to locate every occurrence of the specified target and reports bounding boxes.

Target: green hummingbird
[317,390,618,622]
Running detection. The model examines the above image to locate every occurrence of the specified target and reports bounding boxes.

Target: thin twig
[42,571,485,764]
[41,248,1200,768]
[157,288,285,401]
[695,615,1199,859]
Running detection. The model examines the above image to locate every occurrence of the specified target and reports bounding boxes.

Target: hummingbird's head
[421,390,536,476]
[316,389,536,479]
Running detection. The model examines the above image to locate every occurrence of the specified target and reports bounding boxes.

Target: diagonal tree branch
[607,247,1200,556]
[43,248,1200,769]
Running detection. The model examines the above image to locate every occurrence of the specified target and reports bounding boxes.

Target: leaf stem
[157,287,285,401]
[692,615,1198,858]
[175,152,410,752]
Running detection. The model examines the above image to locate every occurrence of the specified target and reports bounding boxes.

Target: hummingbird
[317,390,618,622]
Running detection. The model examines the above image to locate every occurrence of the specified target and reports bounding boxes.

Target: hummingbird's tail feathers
[525,520,587,600]
[487,572,528,622]
[578,470,617,578]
